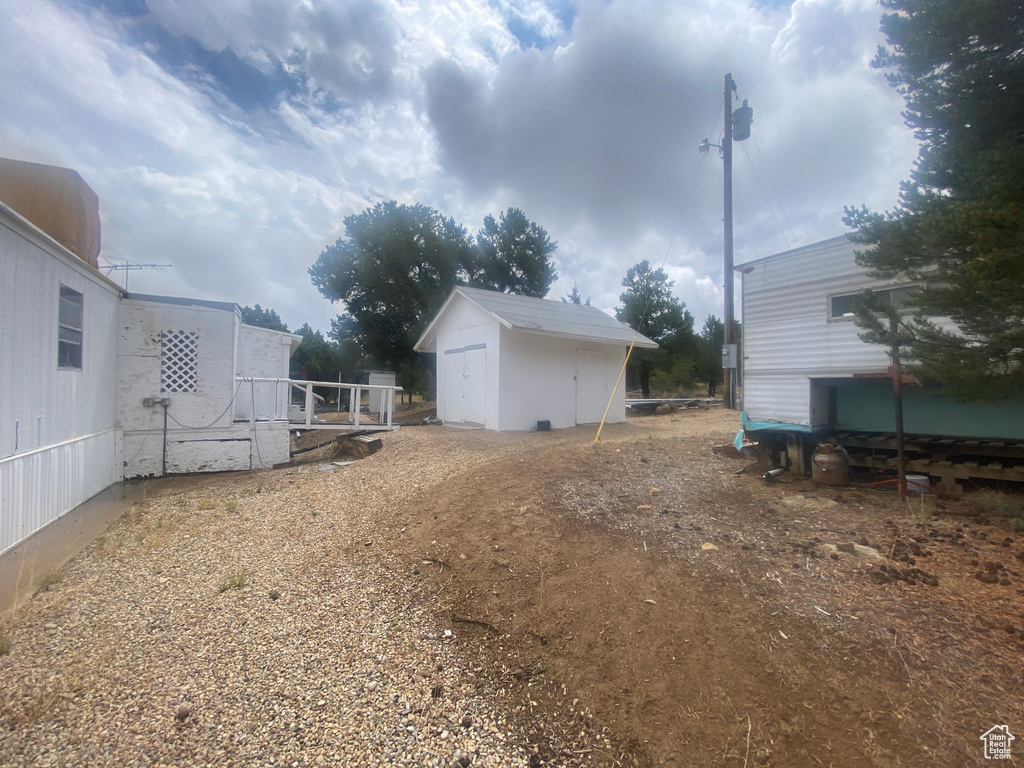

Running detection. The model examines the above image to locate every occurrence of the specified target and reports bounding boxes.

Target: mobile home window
[829,285,919,320]
[58,285,84,369]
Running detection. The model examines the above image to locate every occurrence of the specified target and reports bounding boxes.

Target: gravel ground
[0,423,631,768]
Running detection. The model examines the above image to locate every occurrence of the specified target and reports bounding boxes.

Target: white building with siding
[0,199,123,557]
[415,286,657,431]
[740,235,893,429]
[1,167,300,558]
[740,235,1024,445]
[117,294,300,478]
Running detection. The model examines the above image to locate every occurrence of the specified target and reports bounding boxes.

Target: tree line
[242,202,731,401]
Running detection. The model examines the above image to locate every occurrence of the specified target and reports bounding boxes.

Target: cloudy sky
[1,0,919,334]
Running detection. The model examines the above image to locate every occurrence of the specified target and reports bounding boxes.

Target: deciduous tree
[309,201,474,394]
[240,304,289,332]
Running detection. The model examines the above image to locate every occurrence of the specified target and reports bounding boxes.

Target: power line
[739,141,791,250]
[751,133,797,244]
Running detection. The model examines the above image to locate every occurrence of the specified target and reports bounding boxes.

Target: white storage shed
[415,287,657,431]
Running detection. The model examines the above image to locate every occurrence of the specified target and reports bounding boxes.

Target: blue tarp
[739,411,824,435]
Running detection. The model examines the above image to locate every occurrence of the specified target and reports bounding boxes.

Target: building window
[58,285,84,369]
[829,285,920,320]
[161,330,199,393]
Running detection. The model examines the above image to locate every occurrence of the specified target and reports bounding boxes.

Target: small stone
[175,703,191,722]
[701,542,719,551]
[366,681,378,692]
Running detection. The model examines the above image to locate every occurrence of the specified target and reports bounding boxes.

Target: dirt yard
[2,408,1023,767]
[380,409,1024,767]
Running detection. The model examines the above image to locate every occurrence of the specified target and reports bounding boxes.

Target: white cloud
[0,0,920,337]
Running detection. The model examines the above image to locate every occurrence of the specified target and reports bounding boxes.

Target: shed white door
[443,345,486,426]
[575,350,607,424]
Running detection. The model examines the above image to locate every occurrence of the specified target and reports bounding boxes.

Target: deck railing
[233,377,403,431]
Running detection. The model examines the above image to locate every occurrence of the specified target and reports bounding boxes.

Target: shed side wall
[117,300,246,477]
[235,324,294,422]
[497,330,627,431]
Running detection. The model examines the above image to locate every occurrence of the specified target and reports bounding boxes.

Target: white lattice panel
[161,330,198,393]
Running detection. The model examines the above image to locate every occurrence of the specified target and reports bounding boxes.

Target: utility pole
[722,73,736,410]
[700,74,751,410]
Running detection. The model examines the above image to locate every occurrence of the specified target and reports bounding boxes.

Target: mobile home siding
[0,210,120,460]
[741,237,895,425]
[742,237,891,381]
[0,204,122,555]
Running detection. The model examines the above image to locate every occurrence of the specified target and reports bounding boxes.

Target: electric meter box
[721,344,738,369]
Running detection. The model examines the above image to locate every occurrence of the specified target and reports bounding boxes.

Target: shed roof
[415,286,658,351]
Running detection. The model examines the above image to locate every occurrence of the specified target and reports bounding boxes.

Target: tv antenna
[99,257,173,290]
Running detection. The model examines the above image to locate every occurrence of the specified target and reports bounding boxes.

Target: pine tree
[240,304,289,332]
[843,0,1024,400]
[615,260,693,398]
[472,208,558,298]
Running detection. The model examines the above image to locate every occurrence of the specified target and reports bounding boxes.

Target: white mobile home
[740,235,1024,474]
[0,159,301,559]
[415,287,657,431]
[0,196,123,557]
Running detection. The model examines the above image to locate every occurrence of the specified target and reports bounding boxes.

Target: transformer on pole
[700,74,752,410]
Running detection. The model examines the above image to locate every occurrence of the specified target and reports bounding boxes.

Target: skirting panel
[0,428,123,555]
